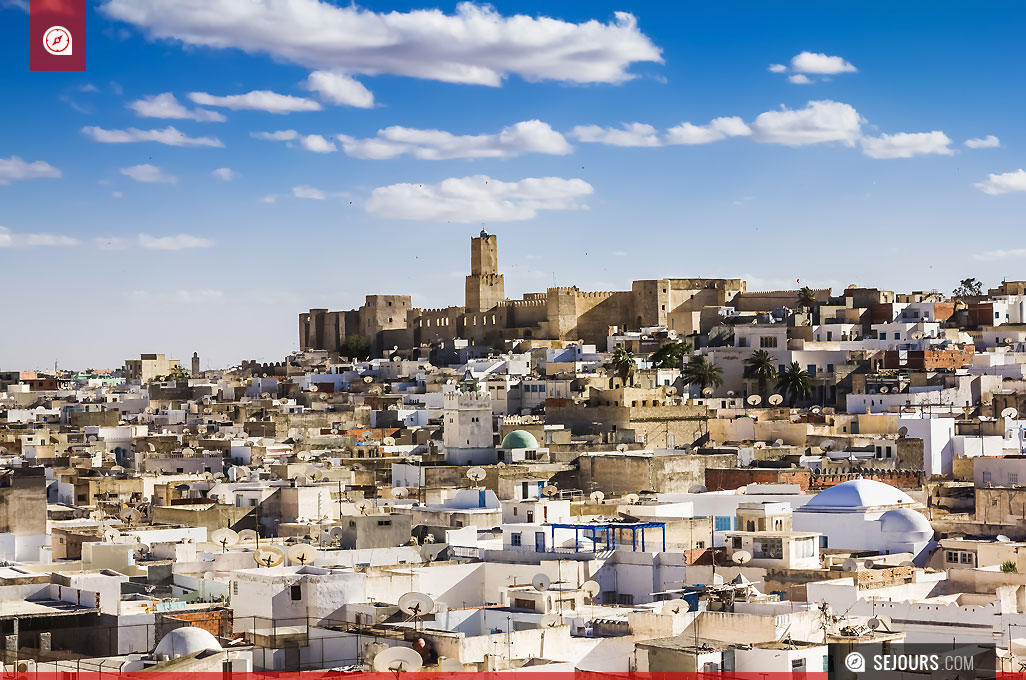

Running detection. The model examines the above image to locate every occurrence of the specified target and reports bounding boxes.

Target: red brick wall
[166,609,233,638]
[705,467,811,492]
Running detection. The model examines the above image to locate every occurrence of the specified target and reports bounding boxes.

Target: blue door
[535,531,546,552]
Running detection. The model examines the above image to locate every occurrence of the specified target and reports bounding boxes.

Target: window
[826,331,833,341]
[760,336,778,348]
[983,471,993,483]
[808,365,816,376]
[794,537,815,559]
[377,520,391,526]
[617,594,634,605]
[510,533,522,546]
[714,516,732,531]
[960,552,974,565]
[290,584,302,600]
[731,536,742,549]
[233,582,239,595]
[826,364,834,373]
[945,551,959,563]
[1010,473,1019,485]
[753,537,783,559]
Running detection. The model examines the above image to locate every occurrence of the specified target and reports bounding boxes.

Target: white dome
[799,479,916,513]
[879,507,933,539]
[154,627,222,659]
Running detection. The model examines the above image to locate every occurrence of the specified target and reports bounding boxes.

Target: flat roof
[0,599,99,619]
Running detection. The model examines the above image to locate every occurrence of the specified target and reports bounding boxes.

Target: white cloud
[304,71,374,108]
[965,135,1000,149]
[973,248,1026,262]
[768,63,787,73]
[212,167,235,180]
[0,226,79,247]
[665,116,751,145]
[366,174,593,222]
[112,191,123,198]
[975,169,1026,196]
[0,156,62,184]
[138,233,213,249]
[128,92,226,121]
[572,123,660,147]
[252,130,300,141]
[100,1,662,86]
[340,120,572,159]
[188,90,322,114]
[788,74,812,85]
[751,100,862,146]
[860,131,954,159]
[260,194,277,204]
[300,134,337,153]
[293,185,326,200]
[83,125,223,147]
[121,164,177,183]
[790,51,856,74]
[0,0,29,12]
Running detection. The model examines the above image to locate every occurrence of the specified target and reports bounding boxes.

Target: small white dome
[879,507,933,539]
[154,627,222,659]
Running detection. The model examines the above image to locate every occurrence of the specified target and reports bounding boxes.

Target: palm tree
[609,345,636,386]
[775,362,813,406]
[743,349,777,398]
[796,286,818,313]
[650,340,692,373]
[682,355,724,394]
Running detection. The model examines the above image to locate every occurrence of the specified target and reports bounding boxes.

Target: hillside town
[0,232,1024,673]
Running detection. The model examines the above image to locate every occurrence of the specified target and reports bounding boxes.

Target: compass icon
[44,26,73,56]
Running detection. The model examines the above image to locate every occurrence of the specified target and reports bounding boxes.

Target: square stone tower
[465,230,505,312]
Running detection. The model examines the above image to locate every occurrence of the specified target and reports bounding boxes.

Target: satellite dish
[355,500,372,515]
[496,461,506,468]
[372,646,423,673]
[842,558,859,571]
[320,394,328,401]
[329,526,345,543]
[102,527,120,542]
[253,545,285,567]
[539,613,562,628]
[879,386,890,394]
[363,376,373,384]
[898,426,909,437]
[868,617,882,630]
[286,543,318,566]
[393,487,410,499]
[238,529,258,542]
[702,387,714,397]
[732,550,752,565]
[260,392,270,399]
[398,591,435,617]
[211,528,240,551]
[661,598,691,615]
[864,559,876,569]
[688,484,707,494]
[1002,407,1019,419]
[726,390,735,398]
[306,467,325,481]
[542,485,559,497]
[532,573,551,592]
[616,443,629,453]
[581,580,600,599]
[466,467,486,482]
[182,447,195,456]
[666,386,677,396]
[746,395,762,406]
[624,493,640,505]
[820,439,836,452]
[119,507,142,524]
[309,385,319,393]
[811,406,822,415]
[997,535,1012,542]
[590,491,605,503]
[383,436,396,446]
[773,438,785,447]
[768,394,784,406]
[899,560,915,567]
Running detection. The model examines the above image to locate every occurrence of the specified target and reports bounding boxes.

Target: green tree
[341,334,371,360]
[743,349,777,398]
[154,365,190,383]
[1001,560,1018,574]
[775,362,813,406]
[796,286,818,313]
[609,345,637,386]
[682,355,724,393]
[953,277,984,299]
[650,340,692,372]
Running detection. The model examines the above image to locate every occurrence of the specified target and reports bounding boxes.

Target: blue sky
[1,0,1024,370]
